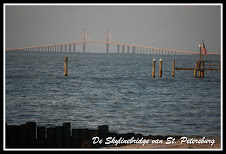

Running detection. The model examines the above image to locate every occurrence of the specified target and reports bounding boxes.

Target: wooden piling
[18,123,27,147]
[37,126,46,147]
[64,57,68,76]
[6,125,19,148]
[63,122,71,146]
[47,127,56,147]
[98,125,109,145]
[172,60,175,77]
[55,126,64,147]
[27,122,36,147]
[196,61,201,77]
[152,59,156,77]
[80,128,89,148]
[201,61,204,77]
[159,59,162,77]
[194,69,197,78]
[72,129,80,147]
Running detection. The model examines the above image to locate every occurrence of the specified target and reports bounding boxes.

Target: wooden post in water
[197,61,201,77]
[152,59,156,77]
[64,57,68,76]
[194,69,197,78]
[159,59,162,77]
[172,60,175,77]
[201,61,204,77]
[199,44,202,61]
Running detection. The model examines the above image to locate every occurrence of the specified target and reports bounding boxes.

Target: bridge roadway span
[6,41,220,55]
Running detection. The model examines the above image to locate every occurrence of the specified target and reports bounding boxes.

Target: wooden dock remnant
[174,60,220,78]
[172,43,220,78]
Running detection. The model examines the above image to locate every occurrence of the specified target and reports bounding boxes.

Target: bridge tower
[106,28,109,54]
[83,28,86,53]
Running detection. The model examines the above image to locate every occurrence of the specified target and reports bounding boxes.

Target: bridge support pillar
[65,45,67,52]
[73,44,76,52]
[117,44,120,54]
[69,44,71,52]
[127,46,129,53]
[83,43,86,53]
[106,43,109,54]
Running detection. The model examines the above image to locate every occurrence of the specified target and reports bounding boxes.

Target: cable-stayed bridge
[6,28,220,55]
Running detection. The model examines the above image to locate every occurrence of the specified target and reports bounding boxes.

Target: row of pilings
[6,122,181,148]
[6,122,108,148]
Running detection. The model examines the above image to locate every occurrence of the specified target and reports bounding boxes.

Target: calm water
[5,51,221,137]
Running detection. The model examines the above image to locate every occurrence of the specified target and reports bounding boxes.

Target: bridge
[6,28,220,55]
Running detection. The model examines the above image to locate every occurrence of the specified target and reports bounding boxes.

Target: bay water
[5,51,221,137]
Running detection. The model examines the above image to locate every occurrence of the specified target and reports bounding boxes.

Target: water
[5,51,221,137]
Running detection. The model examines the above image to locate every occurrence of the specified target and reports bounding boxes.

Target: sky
[5,4,221,53]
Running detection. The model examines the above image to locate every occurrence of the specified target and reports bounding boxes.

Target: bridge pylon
[83,28,86,53]
[106,28,109,54]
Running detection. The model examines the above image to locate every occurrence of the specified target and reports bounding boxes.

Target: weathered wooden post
[152,59,156,77]
[63,122,71,147]
[80,128,89,148]
[64,57,68,76]
[6,125,19,148]
[18,123,27,147]
[201,61,204,77]
[55,126,63,147]
[194,69,197,78]
[172,60,175,77]
[197,61,201,78]
[98,125,109,145]
[159,59,162,77]
[72,129,80,147]
[201,61,205,78]
[47,127,56,147]
[37,126,46,147]
[26,122,36,147]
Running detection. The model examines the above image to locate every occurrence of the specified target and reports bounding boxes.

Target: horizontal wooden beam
[175,68,194,70]
[175,68,220,71]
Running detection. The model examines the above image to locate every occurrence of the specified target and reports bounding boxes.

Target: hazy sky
[5,4,221,53]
